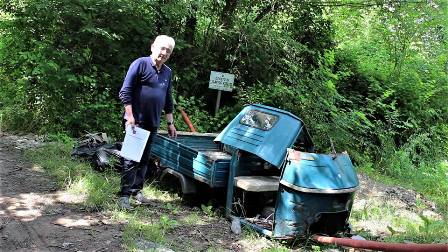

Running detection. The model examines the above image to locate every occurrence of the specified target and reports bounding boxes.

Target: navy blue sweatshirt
[119,56,174,128]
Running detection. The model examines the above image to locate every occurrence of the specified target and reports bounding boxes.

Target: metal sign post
[215,90,222,115]
[209,71,235,115]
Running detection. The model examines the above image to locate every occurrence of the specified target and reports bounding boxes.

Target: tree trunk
[184,4,197,45]
[220,0,238,29]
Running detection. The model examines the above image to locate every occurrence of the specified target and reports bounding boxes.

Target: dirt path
[0,134,123,251]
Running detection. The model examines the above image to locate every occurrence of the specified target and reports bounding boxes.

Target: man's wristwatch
[167,121,173,126]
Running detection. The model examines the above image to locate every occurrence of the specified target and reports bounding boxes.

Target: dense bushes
[0,0,160,135]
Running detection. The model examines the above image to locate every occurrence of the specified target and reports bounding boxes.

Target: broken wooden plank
[234,176,279,192]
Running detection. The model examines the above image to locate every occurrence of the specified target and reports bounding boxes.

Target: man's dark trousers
[120,124,158,197]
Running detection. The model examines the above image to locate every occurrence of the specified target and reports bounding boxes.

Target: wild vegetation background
[1,0,447,208]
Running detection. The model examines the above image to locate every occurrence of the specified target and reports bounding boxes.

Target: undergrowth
[359,157,448,213]
[354,151,448,244]
[24,137,448,250]
[351,196,448,244]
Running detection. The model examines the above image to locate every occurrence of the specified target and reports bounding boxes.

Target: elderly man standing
[118,35,177,210]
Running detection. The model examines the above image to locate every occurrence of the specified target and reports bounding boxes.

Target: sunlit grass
[123,219,166,250]
[351,196,448,243]
[25,141,120,211]
[236,227,302,252]
[262,246,291,252]
[358,159,448,213]
[122,214,178,251]
[66,171,120,211]
[141,183,182,203]
[25,141,91,187]
[182,212,205,225]
[385,215,448,244]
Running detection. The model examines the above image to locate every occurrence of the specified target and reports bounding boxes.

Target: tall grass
[351,197,448,243]
[359,151,448,213]
[355,141,448,243]
[24,139,119,210]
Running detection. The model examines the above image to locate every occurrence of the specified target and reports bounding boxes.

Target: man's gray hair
[153,35,175,49]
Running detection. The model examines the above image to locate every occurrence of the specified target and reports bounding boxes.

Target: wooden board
[234,176,279,192]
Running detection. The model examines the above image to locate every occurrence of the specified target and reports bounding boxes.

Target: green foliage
[351,194,448,244]
[123,214,178,250]
[326,1,448,168]
[381,154,448,211]
[310,245,322,252]
[172,95,239,133]
[385,214,448,244]
[158,214,178,230]
[327,2,448,214]
[174,95,213,132]
[123,220,166,248]
[45,132,74,145]
[67,171,120,211]
[1,0,159,136]
[200,203,214,216]
[262,247,290,252]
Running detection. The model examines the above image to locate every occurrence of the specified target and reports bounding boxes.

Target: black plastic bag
[71,133,122,172]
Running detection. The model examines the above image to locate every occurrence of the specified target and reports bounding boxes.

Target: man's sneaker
[118,196,133,210]
[134,192,152,204]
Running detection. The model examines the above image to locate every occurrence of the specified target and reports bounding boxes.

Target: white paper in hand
[120,125,150,162]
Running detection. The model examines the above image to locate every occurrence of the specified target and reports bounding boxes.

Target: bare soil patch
[0,133,123,251]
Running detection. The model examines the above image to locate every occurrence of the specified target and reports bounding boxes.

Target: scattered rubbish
[52,216,100,227]
[71,133,122,172]
[351,235,366,240]
[231,217,241,235]
[62,242,74,249]
[0,133,44,150]
[245,216,273,230]
[135,239,174,252]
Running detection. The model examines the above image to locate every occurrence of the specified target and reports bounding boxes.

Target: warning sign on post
[209,71,235,92]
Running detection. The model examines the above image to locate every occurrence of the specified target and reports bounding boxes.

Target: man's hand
[165,113,176,138]
[168,124,177,138]
[124,105,136,133]
[126,116,136,134]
